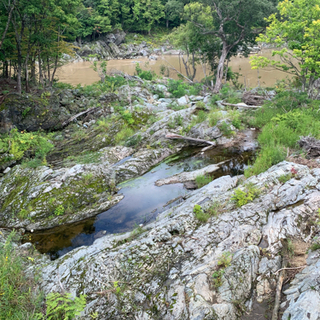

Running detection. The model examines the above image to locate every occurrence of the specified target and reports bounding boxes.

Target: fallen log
[62,107,98,127]
[165,133,216,146]
[221,102,261,109]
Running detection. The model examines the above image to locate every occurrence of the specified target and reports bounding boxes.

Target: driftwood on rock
[298,136,320,158]
[221,102,261,109]
[242,91,270,105]
[165,133,215,146]
[62,107,98,127]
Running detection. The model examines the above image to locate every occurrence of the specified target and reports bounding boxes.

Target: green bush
[167,79,187,98]
[189,83,202,96]
[212,252,233,288]
[208,111,221,127]
[135,63,154,81]
[40,292,86,320]
[0,129,53,164]
[193,204,210,223]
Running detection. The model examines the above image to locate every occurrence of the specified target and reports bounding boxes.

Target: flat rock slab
[155,161,226,186]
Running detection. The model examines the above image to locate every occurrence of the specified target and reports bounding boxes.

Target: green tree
[164,0,184,28]
[251,0,320,98]
[185,0,277,92]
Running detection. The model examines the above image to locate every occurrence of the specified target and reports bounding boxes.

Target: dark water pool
[24,147,255,259]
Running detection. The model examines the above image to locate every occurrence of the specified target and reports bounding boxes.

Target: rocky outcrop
[33,161,320,319]
[0,145,183,230]
[0,93,70,133]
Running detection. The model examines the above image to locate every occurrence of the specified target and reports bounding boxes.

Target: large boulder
[0,93,70,133]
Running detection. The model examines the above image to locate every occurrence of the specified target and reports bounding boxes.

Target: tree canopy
[250,0,320,98]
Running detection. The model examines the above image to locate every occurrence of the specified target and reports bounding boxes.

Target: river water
[56,49,291,87]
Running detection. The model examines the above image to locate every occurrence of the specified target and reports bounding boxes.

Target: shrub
[208,111,221,127]
[212,252,233,288]
[40,292,86,320]
[196,110,207,124]
[135,63,154,80]
[167,79,187,98]
[0,128,53,163]
[218,121,234,138]
[189,83,202,96]
[231,183,260,207]
[278,173,292,184]
[193,204,210,223]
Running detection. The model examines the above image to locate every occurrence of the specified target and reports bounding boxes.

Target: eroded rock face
[35,161,320,319]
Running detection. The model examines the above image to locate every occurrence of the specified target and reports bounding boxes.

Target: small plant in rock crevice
[193,204,210,223]
[231,183,260,207]
[195,174,212,188]
[212,251,233,289]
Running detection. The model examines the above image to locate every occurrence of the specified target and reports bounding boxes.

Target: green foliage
[278,173,292,184]
[54,205,65,216]
[218,121,234,138]
[0,129,53,164]
[195,174,212,188]
[135,63,154,81]
[193,204,210,223]
[167,79,187,98]
[208,111,221,127]
[251,91,310,128]
[310,242,320,252]
[231,183,260,207]
[212,252,233,288]
[251,0,320,98]
[246,94,320,176]
[39,292,86,320]
[115,127,134,144]
[196,110,207,124]
[0,231,43,319]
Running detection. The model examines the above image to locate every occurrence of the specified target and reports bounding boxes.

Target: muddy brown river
[56,49,291,87]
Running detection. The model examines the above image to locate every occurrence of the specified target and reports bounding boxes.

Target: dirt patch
[287,155,320,169]
[241,298,273,320]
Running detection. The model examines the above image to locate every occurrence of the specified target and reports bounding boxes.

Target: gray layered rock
[35,161,320,319]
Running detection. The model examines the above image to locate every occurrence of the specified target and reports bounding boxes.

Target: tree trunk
[25,52,29,92]
[17,59,22,94]
[0,0,16,51]
[38,51,43,85]
[214,43,228,93]
[166,19,169,28]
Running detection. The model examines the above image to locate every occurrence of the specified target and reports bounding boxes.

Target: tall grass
[0,231,44,319]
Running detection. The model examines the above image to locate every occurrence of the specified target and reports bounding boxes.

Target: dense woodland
[0,0,279,94]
